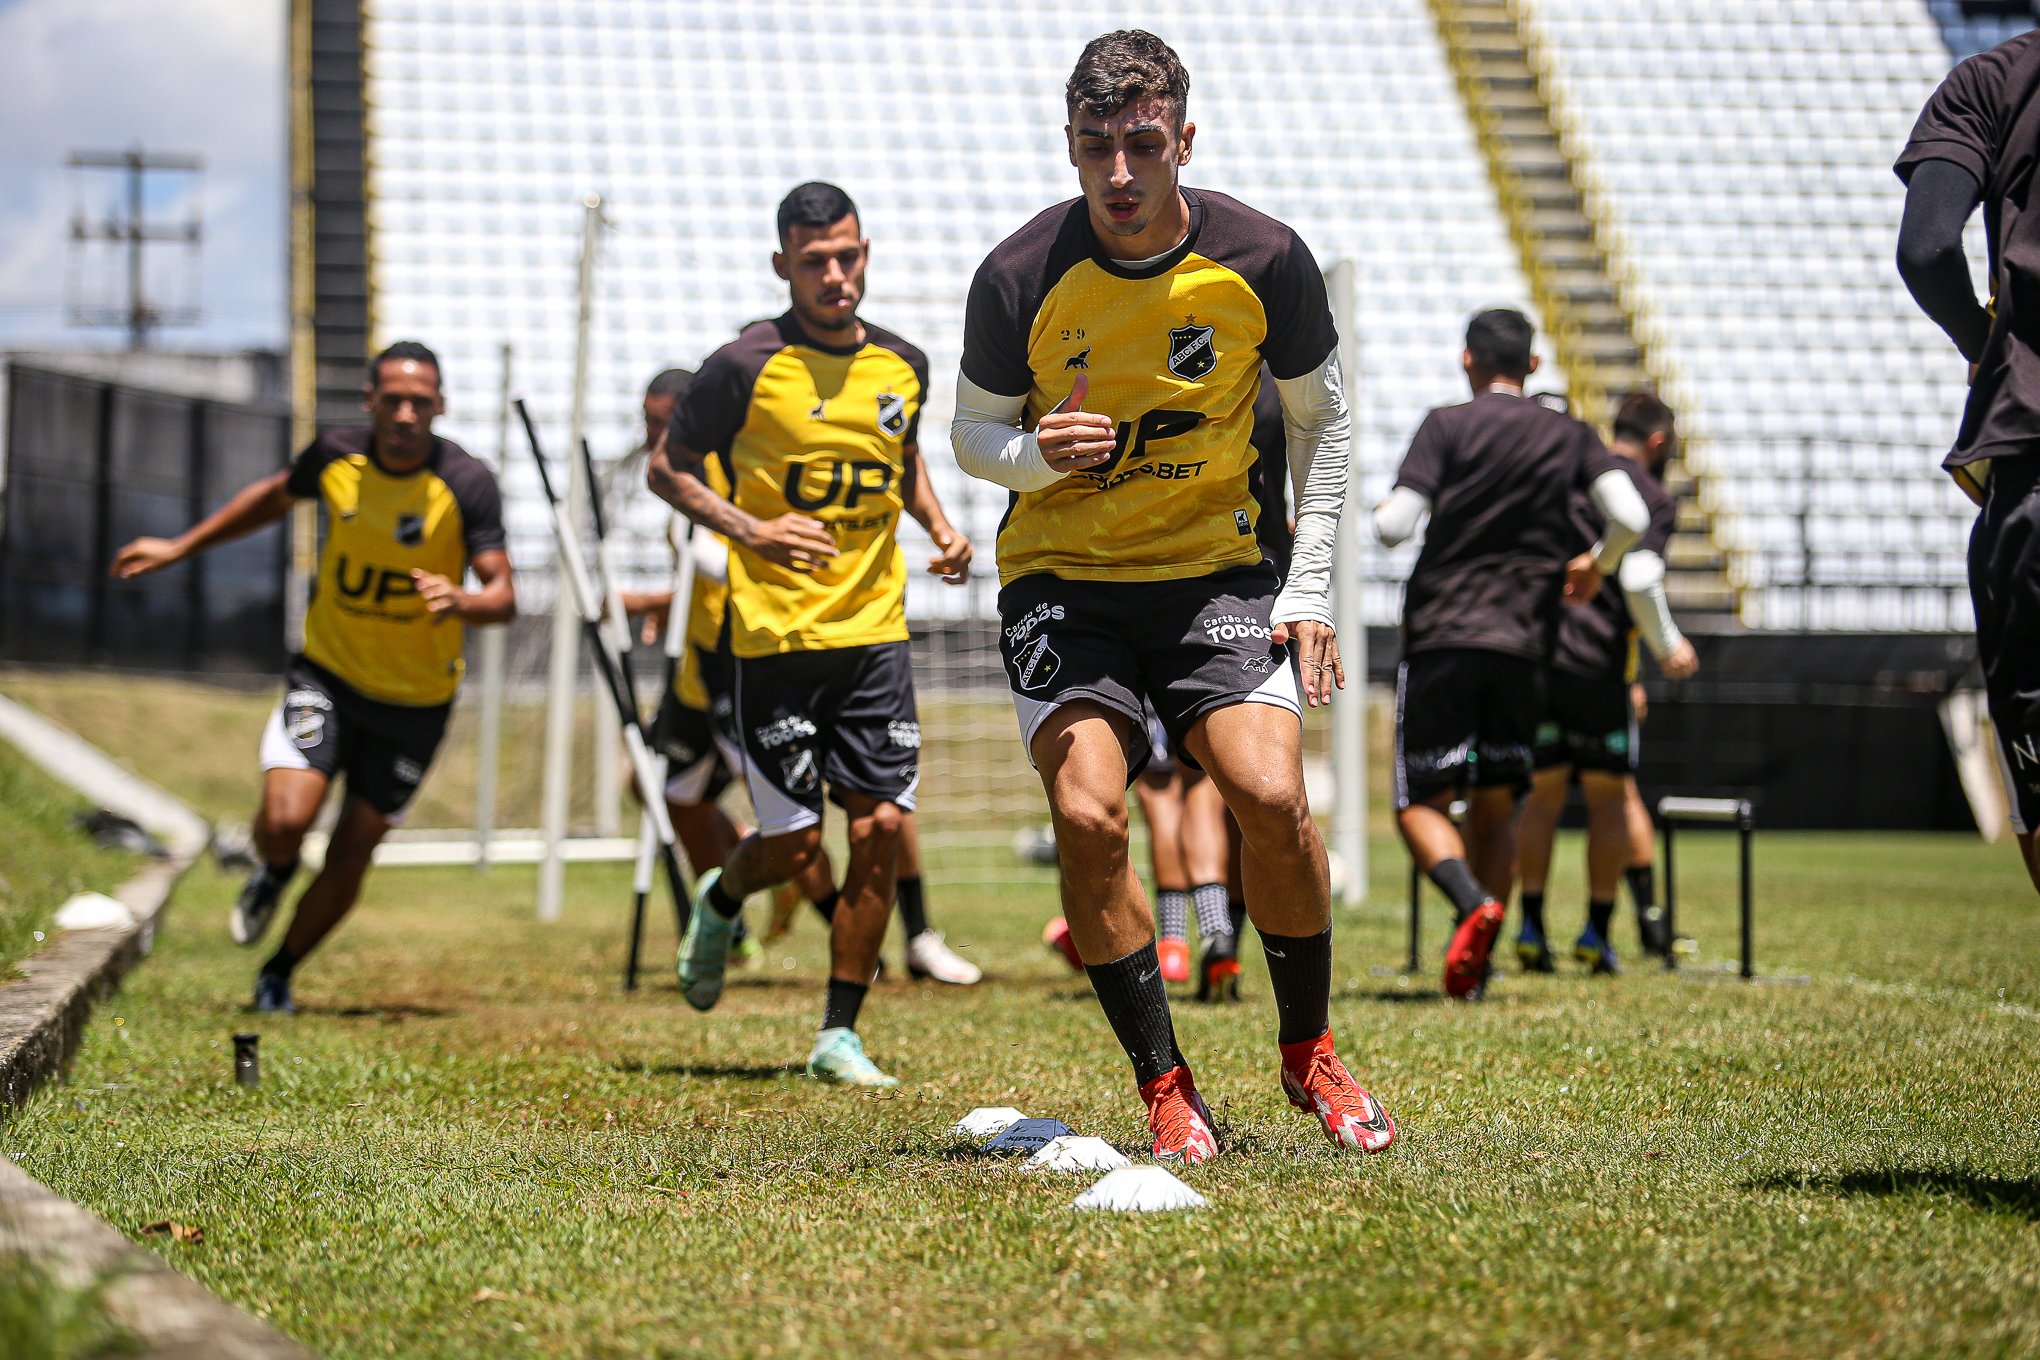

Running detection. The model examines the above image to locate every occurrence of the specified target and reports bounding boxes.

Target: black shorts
[997,565,1300,781]
[734,640,920,836]
[1394,648,1539,808]
[653,646,739,806]
[258,655,450,819]
[1533,669,1638,775]
[1972,457,2040,834]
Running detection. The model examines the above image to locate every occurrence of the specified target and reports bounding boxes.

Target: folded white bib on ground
[1072,1166,1207,1212]
[1025,1136,1130,1173]
[950,1107,1026,1140]
[55,892,133,931]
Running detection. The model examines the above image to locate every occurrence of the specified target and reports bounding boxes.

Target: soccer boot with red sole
[1444,899,1506,1000]
[1157,936,1191,984]
[1139,1065,1219,1166]
[1195,934,1242,1003]
[1279,1029,1396,1153]
[1041,916,1084,973]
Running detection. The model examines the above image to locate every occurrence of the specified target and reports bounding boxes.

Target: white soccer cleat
[905,930,981,985]
[806,1027,899,1088]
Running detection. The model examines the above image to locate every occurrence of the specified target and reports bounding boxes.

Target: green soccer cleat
[806,1027,898,1088]
[677,868,740,1011]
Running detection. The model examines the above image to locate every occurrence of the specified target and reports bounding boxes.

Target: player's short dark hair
[368,340,441,389]
[645,368,694,402]
[1066,30,1190,127]
[776,182,858,245]
[1465,309,1535,378]
[1612,390,1677,447]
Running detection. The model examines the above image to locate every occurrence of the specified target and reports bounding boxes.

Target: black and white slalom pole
[517,400,692,989]
[627,520,697,987]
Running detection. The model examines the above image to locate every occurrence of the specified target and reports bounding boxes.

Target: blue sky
[0,0,284,352]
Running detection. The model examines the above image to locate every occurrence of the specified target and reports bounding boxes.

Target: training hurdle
[1658,795,1757,980]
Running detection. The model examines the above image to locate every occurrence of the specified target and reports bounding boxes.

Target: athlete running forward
[952,31,1393,1164]
[110,343,515,1013]
[648,182,972,1087]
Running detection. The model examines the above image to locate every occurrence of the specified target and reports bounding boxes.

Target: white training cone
[1025,1136,1130,1174]
[950,1107,1026,1140]
[54,892,133,931]
[1072,1166,1207,1212]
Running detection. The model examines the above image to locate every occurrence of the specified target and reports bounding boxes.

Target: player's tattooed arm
[647,434,837,571]
[901,441,972,583]
[109,469,298,578]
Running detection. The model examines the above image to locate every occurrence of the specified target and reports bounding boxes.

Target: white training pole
[632,523,697,898]
[1328,260,1368,909]
[590,470,625,839]
[474,341,514,872]
[537,195,607,922]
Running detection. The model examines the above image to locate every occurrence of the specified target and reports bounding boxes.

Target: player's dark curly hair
[1465,309,1535,379]
[776,181,858,246]
[369,339,440,389]
[1066,30,1190,127]
[1613,390,1677,447]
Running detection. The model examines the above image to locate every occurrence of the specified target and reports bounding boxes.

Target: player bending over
[1514,391,1698,974]
[649,182,972,1087]
[953,31,1392,1163]
[110,342,514,1013]
[1375,310,1648,1000]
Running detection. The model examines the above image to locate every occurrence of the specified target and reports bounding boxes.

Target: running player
[1514,391,1699,973]
[109,342,514,1012]
[1896,33,2040,895]
[952,31,1392,1163]
[1374,309,1648,999]
[647,181,972,1086]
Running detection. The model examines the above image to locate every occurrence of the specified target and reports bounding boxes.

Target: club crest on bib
[1016,635,1061,692]
[1167,318,1217,382]
[876,390,908,439]
[780,748,821,795]
[395,513,425,546]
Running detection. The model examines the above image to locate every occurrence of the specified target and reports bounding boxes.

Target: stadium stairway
[1428,0,1738,624]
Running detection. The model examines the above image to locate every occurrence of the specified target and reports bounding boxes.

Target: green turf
[3,829,2037,1359]
[0,742,136,975]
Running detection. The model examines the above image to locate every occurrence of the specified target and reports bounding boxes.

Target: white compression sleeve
[1617,549,1684,659]
[1371,485,1431,547]
[1587,468,1649,574]
[1271,353,1353,627]
[950,373,1062,493]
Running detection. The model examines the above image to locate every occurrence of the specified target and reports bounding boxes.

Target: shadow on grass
[612,1059,804,1081]
[1743,1168,2040,1221]
[1339,987,1447,1006]
[283,1002,455,1020]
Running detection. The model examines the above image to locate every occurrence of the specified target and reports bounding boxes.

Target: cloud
[0,0,284,351]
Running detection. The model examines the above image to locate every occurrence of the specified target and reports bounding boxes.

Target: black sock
[1190,883,1232,944]
[896,876,928,938]
[260,943,299,979]
[1261,926,1333,1046]
[705,874,744,921]
[1084,942,1182,1087]
[809,888,839,925]
[822,977,868,1032]
[261,858,299,887]
[1588,898,1616,938]
[1520,890,1546,934]
[1228,896,1248,940]
[1625,864,1655,913]
[1428,858,1490,920]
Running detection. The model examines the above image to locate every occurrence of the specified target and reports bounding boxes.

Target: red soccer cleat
[1443,899,1506,1000]
[1139,1065,1219,1166]
[1280,1029,1396,1153]
[1042,916,1084,973]
[1157,936,1191,984]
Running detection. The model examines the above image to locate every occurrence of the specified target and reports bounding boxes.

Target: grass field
[0,742,135,975]
[3,827,2037,1358]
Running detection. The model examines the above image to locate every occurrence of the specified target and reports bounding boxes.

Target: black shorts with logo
[1532,668,1637,775]
[653,646,740,806]
[734,640,920,836]
[258,655,450,819]
[1394,648,1540,808]
[996,563,1301,781]
[1972,457,2040,833]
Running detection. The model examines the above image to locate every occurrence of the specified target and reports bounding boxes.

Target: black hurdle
[1657,795,1756,980]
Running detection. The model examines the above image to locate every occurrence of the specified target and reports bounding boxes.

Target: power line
[66,146,205,349]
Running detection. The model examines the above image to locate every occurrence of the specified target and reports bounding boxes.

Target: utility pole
[67,147,204,349]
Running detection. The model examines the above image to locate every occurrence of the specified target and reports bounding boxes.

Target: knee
[259,791,319,841]
[852,801,904,844]
[1052,792,1129,860]
[761,826,823,878]
[1226,772,1312,847]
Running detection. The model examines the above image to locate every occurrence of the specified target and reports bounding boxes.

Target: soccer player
[109,342,514,1012]
[1127,716,1229,987]
[647,181,972,1086]
[1897,34,2040,895]
[952,30,1392,1164]
[1374,309,1648,1000]
[1514,392,1699,974]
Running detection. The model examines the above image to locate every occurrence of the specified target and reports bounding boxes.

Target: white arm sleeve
[1587,468,1649,574]
[949,372,1063,493]
[1270,352,1352,627]
[1371,485,1431,547]
[1617,549,1684,659]
[690,530,729,585]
